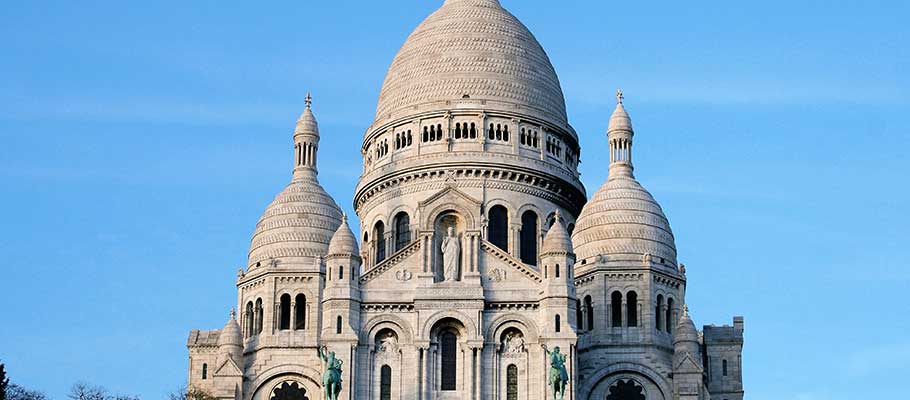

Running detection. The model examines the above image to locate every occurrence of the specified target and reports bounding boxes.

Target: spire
[328,211,359,256]
[607,88,634,179]
[541,210,573,255]
[294,91,320,179]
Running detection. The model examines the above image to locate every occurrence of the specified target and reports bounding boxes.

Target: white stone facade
[186,1,745,400]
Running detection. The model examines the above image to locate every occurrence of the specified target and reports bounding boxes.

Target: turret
[672,306,707,400]
[216,309,243,369]
[540,211,578,332]
[608,89,634,179]
[322,213,362,338]
[294,92,320,179]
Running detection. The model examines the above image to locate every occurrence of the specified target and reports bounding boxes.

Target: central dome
[373,0,568,129]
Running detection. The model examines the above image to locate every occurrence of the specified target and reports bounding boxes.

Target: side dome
[373,0,568,130]
[217,310,242,347]
[327,213,358,256]
[571,92,677,266]
[541,212,573,255]
[248,96,343,267]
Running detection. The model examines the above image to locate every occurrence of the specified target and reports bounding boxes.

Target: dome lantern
[608,89,635,179]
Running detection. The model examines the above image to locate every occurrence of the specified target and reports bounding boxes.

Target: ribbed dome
[327,213,358,256]
[571,175,677,265]
[542,212,573,255]
[674,306,699,345]
[248,178,343,266]
[217,311,242,348]
[373,0,568,129]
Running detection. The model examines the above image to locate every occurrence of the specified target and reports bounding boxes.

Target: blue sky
[1,0,907,399]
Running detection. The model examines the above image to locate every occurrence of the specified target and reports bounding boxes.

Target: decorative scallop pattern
[248,177,343,266]
[373,0,567,128]
[571,176,678,264]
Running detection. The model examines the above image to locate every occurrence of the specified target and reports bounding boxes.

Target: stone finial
[616,88,624,105]
[305,91,312,109]
[230,308,236,320]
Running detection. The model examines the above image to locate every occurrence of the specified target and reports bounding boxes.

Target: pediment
[214,357,243,377]
[419,184,482,209]
[480,240,542,285]
[674,352,704,373]
[360,240,421,288]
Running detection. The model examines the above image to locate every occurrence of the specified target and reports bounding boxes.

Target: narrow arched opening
[294,294,306,330]
[519,210,538,265]
[626,291,638,327]
[487,205,509,251]
[279,294,291,330]
[611,291,623,327]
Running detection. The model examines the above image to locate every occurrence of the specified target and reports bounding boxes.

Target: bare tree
[69,382,107,400]
[167,385,215,400]
[6,385,47,400]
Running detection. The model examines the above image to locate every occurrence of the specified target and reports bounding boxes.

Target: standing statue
[317,346,343,400]
[542,344,569,400]
[441,226,460,281]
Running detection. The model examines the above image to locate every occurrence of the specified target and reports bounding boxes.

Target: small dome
[608,102,633,133]
[572,176,677,265]
[217,310,242,348]
[372,0,569,130]
[541,212,573,254]
[674,306,699,345]
[295,94,319,136]
[327,213,359,255]
[248,100,342,267]
[248,178,343,266]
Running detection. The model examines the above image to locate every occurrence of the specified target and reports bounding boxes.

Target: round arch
[485,312,541,344]
[248,365,322,400]
[420,309,479,340]
[580,363,671,400]
[423,203,478,231]
[360,313,416,345]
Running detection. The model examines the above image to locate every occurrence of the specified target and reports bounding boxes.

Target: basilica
[185,1,745,399]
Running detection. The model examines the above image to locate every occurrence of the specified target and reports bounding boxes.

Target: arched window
[626,291,638,327]
[245,301,254,337]
[555,264,560,278]
[666,298,674,333]
[380,365,392,400]
[469,123,477,138]
[585,295,594,332]
[487,205,508,251]
[440,331,457,391]
[503,125,509,141]
[338,265,344,280]
[489,123,495,140]
[423,127,429,142]
[336,316,343,334]
[519,211,538,265]
[506,364,518,400]
[576,299,583,331]
[202,363,208,380]
[555,314,561,333]
[294,294,306,330]
[606,379,646,400]
[656,295,664,331]
[255,298,263,334]
[455,123,462,139]
[394,212,411,251]
[723,359,728,376]
[611,291,623,327]
[436,124,443,141]
[279,294,291,330]
[374,221,386,263]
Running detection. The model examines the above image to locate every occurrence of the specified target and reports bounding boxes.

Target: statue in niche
[502,331,525,354]
[377,331,399,353]
[441,226,460,282]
